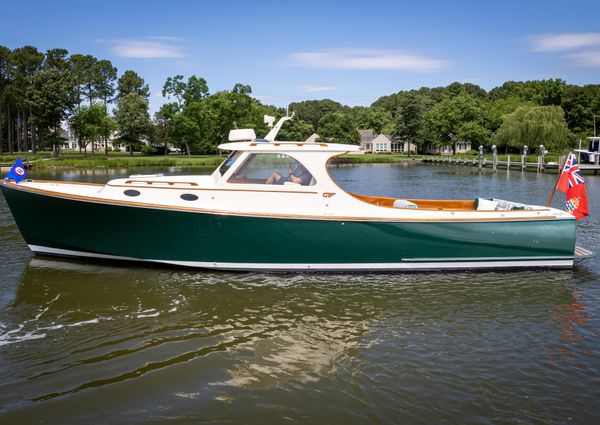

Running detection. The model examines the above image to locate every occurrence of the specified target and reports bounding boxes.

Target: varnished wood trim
[2,181,561,223]
[246,142,330,148]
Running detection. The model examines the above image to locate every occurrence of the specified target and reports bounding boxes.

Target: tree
[276,118,314,141]
[162,74,209,108]
[171,113,201,156]
[117,70,149,100]
[27,67,78,155]
[445,82,488,99]
[44,48,70,71]
[7,46,44,152]
[162,75,186,108]
[114,93,151,155]
[24,48,79,157]
[484,97,531,133]
[69,54,98,106]
[200,83,264,149]
[352,107,393,134]
[289,99,344,129]
[561,84,600,138]
[70,104,114,156]
[392,92,432,152]
[423,95,490,153]
[0,45,12,153]
[93,60,117,156]
[494,105,571,152]
[318,112,359,144]
[489,79,566,106]
[94,59,118,105]
[154,103,178,153]
[184,75,209,105]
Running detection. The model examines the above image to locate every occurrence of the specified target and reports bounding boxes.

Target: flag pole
[547,154,567,207]
[547,178,559,207]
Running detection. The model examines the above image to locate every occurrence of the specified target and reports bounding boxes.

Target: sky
[2,0,600,114]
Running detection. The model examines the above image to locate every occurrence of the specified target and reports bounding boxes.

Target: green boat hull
[1,184,577,270]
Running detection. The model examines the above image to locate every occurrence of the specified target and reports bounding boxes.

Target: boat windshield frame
[226,152,316,186]
[217,151,243,176]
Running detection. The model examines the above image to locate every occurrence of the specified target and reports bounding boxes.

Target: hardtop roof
[218,141,361,153]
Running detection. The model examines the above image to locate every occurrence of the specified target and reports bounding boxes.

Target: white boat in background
[575,136,600,164]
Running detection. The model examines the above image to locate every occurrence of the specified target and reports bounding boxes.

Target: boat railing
[124,180,199,187]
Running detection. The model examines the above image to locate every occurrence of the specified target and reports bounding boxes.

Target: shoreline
[3,153,426,170]
[1,152,578,174]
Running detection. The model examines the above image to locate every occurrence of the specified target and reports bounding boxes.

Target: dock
[422,156,600,174]
[0,162,34,173]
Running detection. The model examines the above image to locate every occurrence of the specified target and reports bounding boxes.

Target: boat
[575,136,600,164]
[0,116,594,271]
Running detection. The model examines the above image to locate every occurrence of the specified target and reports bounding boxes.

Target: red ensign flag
[557,153,589,220]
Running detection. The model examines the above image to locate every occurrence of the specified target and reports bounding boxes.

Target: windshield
[228,153,315,186]
[218,151,243,176]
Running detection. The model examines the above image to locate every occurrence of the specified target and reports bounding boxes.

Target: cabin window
[180,193,199,201]
[218,151,243,176]
[227,153,316,186]
[124,190,140,197]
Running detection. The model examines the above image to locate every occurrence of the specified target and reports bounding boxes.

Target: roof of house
[372,134,392,143]
[359,130,375,142]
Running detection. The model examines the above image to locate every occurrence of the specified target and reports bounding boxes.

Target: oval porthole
[124,189,140,197]
[180,193,199,201]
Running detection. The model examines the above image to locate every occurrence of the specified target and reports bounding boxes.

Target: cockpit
[220,152,316,186]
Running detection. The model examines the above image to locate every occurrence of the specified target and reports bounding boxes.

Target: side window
[227,153,315,186]
[218,151,243,176]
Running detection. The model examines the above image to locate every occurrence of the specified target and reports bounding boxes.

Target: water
[1,163,599,424]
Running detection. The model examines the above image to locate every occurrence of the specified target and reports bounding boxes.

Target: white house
[61,128,149,152]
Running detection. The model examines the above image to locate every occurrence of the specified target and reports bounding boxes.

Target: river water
[0,163,599,424]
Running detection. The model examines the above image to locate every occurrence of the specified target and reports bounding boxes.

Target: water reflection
[0,256,591,405]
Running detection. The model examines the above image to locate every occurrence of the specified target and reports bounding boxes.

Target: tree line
[1,44,599,157]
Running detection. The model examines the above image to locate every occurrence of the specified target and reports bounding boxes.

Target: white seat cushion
[393,199,418,209]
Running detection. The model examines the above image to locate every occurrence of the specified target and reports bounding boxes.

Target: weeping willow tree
[493,105,571,153]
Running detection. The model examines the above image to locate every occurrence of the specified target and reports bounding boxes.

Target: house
[359,130,376,152]
[61,128,149,152]
[360,132,392,153]
[391,138,417,154]
[424,141,472,155]
[359,130,416,153]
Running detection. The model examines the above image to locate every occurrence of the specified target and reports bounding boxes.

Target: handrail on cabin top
[124,180,199,186]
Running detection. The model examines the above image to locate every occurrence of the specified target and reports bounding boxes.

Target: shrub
[141,145,159,156]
